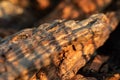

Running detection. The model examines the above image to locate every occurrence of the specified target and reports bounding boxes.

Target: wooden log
[0,13,117,80]
[31,11,120,80]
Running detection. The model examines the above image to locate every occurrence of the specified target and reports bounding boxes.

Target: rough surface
[0,14,115,80]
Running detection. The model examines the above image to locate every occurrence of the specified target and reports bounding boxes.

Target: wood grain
[0,13,117,80]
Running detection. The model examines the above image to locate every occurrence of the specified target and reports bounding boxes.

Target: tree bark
[0,13,118,80]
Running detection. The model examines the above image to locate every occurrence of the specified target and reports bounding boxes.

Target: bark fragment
[0,13,117,80]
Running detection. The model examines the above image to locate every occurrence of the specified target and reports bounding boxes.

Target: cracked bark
[0,13,119,80]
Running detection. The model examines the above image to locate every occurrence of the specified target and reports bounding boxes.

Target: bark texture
[0,13,118,80]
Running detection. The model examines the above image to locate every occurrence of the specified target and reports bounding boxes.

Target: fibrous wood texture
[0,13,117,80]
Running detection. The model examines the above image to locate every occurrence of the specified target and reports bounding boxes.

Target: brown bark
[82,54,109,73]
[0,13,118,80]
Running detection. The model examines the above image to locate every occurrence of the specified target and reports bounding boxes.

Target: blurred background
[1,0,119,38]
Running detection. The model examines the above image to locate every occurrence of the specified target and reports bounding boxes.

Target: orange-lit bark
[0,13,119,80]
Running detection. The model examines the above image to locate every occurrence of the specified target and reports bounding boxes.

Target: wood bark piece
[81,54,109,73]
[0,13,116,80]
[106,74,120,80]
[70,74,87,80]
